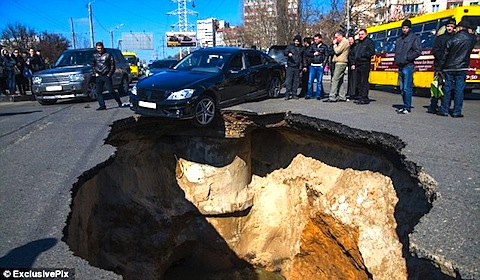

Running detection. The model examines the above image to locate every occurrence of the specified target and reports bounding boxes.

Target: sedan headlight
[69,73,85,82]
[166,89,195,100]
[32,76,42,85]
[131,85,137,95]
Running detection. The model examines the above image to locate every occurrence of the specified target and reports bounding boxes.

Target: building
[351,0,479,27]
[196,18,218,48]
[243,0,300,49]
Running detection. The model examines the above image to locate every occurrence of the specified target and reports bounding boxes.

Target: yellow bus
[122,52,140,79]
[367,6,480,90]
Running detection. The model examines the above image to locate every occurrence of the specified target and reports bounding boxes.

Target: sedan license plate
[139,101,157,109]
[46,85,62,91]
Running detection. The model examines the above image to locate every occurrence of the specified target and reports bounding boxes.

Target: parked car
[145,59,178,76]
[130,47,284,126]
[32,48,131,105]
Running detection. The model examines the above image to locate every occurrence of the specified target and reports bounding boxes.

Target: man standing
[394,19,422,114]
[324,30,350,103]
[429,19,456,114]
[93,42,123,110]
[352,29,375,105]
[283,35,305,100]
[300,37,312,97]
[437,20,476,118]
[305,33,329,100]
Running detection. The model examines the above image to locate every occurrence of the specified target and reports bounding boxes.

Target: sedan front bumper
[129,94,196,119]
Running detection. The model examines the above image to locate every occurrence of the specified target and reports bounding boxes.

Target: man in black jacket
[93,42,122,110]
[394,19,422,114]
[352,29,375,105]
[437,20,476,118]
[283,35,305,100]
[428,19,456,114]
[305,33,329,100]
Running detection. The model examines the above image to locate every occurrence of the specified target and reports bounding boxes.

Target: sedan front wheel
[193,95,216,126]
[268,76,281,98]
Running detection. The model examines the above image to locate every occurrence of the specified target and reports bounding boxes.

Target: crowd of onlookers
[0,47,46,96]
[283,18,476,117]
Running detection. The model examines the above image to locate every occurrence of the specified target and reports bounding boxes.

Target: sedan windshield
[174,52,230,73]
[54,50,96,67]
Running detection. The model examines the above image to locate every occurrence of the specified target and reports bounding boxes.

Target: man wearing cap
[437,19,476,118]
[394,19,422,114]
[284,35,305,100]
[429,19,456,114]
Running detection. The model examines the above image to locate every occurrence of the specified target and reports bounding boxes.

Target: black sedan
[130,47,284,126]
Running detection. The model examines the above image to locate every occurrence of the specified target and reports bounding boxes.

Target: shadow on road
[0,238,57,268]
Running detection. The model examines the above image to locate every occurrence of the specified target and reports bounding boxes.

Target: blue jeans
[307,65,324,98]
[440,71,466,116]
[6,70,16,94]
[398,64,414,111]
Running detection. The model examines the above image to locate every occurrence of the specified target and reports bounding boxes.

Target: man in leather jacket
[394,19,422,114]
[352,29,375,105]
[93,42,122,110]
[437,20,476,118]
[283,35,305,100]
[305,33,329,100]
[428,19,456,114]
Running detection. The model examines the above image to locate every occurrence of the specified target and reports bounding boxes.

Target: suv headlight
[166,89,195,100]
[69,73,85,82]
[32,76,42,85]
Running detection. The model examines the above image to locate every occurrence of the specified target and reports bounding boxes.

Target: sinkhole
[64,112,457,280]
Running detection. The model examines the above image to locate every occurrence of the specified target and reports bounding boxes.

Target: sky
[0,0,244,62]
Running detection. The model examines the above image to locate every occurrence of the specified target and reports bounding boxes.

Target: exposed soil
[63,111,459,280]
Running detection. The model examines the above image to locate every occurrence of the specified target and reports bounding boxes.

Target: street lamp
[110,23,125,48]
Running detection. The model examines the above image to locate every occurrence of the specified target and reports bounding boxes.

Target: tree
[1,22,70,66]
[36,32,70,67]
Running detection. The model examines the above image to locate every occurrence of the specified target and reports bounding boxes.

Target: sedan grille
[138,89,167,100]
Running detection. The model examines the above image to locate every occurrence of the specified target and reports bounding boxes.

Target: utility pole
[88,2,94,47]
[70,17,77,49]
[346,0,351,35]
[167,0,197,59]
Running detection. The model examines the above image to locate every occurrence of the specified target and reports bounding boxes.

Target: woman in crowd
[1,48,16,95]
[12,49,27,95]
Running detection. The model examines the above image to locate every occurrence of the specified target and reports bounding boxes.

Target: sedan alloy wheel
[194,96,216,126]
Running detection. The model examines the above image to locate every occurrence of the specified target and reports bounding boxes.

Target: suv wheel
[87,81,97,100]
[193,95,216,126]
[118,76,129,95]
[268,76,281,98]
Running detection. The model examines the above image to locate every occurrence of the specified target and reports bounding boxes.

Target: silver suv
[32,48,131,105]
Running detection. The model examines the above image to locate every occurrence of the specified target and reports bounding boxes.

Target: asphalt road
[0,84,478,279]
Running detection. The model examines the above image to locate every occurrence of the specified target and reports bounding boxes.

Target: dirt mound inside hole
[64,112,454,280]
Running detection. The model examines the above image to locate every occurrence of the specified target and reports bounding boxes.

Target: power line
[5,0,70,33]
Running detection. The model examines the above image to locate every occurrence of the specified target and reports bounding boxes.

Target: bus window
[423,21,438,33]
[376,31,386,40]
[420,32,435,48]
[411,24,422,34]
[387,29,399,37]
[374,40,384,53]
[384,37,396,52]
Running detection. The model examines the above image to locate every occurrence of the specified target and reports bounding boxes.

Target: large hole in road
[64,112,457,280]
